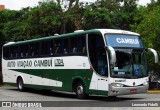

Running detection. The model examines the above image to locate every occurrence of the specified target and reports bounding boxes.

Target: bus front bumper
[108,84,148,96]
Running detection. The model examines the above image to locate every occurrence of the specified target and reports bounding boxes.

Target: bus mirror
[107,46,116,65]
[148,48,158,63]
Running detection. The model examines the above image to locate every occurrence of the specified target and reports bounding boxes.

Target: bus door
[97,48,108,91]
[88,34,109,93]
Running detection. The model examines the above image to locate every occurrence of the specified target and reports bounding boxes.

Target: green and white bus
[2,29,158,99]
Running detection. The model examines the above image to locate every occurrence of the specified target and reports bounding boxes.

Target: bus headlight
[111,83,124,87]
[143,82,148,86]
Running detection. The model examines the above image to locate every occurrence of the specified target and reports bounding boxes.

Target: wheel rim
[77,85,83,95]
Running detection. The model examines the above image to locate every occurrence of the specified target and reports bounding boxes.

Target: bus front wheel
[75,82,88,99]
[17,77,25,92]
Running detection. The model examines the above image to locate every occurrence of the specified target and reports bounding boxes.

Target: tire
[17,78,25,92]
[75,81,88,99]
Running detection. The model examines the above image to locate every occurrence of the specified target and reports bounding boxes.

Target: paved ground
[0,85,160,110]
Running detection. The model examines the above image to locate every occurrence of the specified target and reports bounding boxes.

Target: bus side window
[61,39,68,55]
[54,39,68,55]
[3,47,9,59]
[14,46,18,58]
[70,37,77,54]
[73,47,77,53]
[49,40,53,55]
[10,46,18,59]
[70,35,86,55]
[54,39,61,54]
[10,46,14,58]
[41,40,53,56]
[19,46,23,58]
[29,43,39,57]
[35,43,39,56]
[29,45,33,56]
[19,44,28,58]
[49,47,53,55]
[77,36,86,54]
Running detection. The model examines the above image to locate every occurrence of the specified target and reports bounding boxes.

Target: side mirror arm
[148,48,158,63]
[106,46,116,65]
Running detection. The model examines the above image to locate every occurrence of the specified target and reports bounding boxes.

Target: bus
[2,29,158,99]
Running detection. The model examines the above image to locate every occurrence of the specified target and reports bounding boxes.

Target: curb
[147,90,160,94]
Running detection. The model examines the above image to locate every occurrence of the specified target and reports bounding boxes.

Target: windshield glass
[111,49,147,78]
[105,34,147,78]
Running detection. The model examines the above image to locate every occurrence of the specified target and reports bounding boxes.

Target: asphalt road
[0,85,160,110]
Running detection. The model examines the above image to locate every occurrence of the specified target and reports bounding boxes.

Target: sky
[0,0,152,10]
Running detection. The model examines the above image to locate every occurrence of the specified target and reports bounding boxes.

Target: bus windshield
[105,34,147,78]
[111,49,147,78]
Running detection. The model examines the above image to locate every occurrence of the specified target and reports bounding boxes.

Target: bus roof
[3,29,139,46]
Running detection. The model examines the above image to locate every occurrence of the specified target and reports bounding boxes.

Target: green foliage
[132,3,160,73]
[83,6,111,29]
[0,0,139,40]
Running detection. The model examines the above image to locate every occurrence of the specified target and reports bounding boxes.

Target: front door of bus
[97,49,108,92]
[88,34,109,93]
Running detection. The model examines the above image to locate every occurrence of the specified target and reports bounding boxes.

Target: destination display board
[106,34,143,48]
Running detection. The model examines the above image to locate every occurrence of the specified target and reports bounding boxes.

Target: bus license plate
[130,89,137,93]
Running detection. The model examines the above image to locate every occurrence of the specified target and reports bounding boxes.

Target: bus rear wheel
[75,82,88,99]
[17,77,25,92]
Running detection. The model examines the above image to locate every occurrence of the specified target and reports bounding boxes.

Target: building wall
[0,5,5,11]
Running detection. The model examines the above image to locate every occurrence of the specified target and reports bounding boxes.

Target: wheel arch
[16,75,25,84]
[72,76,87,92]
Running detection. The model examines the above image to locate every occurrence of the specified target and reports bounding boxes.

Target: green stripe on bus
[11,69,93,92]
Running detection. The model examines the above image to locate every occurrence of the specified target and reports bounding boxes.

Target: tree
[0,9,22,42]
[114,0,138,30]
[134,4,160,73]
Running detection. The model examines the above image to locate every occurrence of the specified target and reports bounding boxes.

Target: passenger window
[19,44,29,58]
[61,39,68,55]
[70,35,86,55]
[54,39,68,55]
[10,46,18,59]
[70,37,77,53]
[41,40,53,56]
[54,39,61,54]
[77,36,86,54]
[3,47,9,59]
[29,43,40,57]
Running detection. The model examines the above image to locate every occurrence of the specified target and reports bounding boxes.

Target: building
[0,5,5,11]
